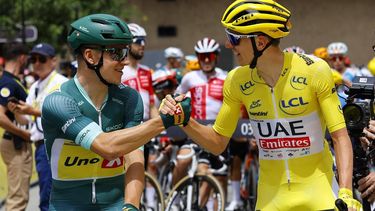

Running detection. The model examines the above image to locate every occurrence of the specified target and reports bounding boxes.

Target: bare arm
[91,117,164,161]
[149,103,159,119]
[182,118,230,155]
[7,102,29,125]
[124,149,144,208]
[12,100,41,117]
[159,94,230,155]
[331,127,353,190]
[0,105,30,141]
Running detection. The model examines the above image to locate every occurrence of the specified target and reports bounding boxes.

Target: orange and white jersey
[175,68,227,120]
[121,64,154,120]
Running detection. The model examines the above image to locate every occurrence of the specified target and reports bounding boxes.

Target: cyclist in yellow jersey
[159,0,362,210]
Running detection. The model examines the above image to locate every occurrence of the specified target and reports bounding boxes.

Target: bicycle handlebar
[335,199,348,211]
[177,144,197,160]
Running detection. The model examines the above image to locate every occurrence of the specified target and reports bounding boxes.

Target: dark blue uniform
[0,71,28,142]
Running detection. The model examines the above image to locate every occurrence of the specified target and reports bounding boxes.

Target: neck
[129,56,138,69]
[4,62,19,76]
[39,69,54,81]
[256,47,284,87]
[203,69,216,78]
[76,68,108,109]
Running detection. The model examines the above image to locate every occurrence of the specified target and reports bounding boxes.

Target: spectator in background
[159,47,185,84]
[8,43,68,211]
[120,23,158,210]
[327,42,372,82]
[0,43,32,211]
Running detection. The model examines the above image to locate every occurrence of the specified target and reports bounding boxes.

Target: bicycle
[140,171,165,211]
[165,144,226,211]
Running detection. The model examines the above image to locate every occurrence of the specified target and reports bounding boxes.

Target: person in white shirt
[8,43,68,211]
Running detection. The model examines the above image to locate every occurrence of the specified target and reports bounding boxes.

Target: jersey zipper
[92,105,105,204]
[91,178,97,204]
[270,87,291,186]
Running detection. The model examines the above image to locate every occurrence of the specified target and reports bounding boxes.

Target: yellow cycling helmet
[367,57,375,76]
[314,47,328,60]
[221,0,292,38]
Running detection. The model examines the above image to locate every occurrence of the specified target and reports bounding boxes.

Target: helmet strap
[249,37,274,69]
[83,51,112,86]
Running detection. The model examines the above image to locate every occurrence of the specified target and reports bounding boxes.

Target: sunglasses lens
[134,38,145,46]
[105,48,128,61]
[39,56,47,63]
[226,32,240,46]
[198,53,216,62]
[30,55,47,64]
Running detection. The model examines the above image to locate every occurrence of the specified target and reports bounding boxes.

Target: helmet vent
[101,33,114,39]
[114,22,126,33]
[91,18,111,25]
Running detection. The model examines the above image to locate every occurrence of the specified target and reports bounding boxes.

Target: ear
[256,35,271,51]
[83,48,96,64]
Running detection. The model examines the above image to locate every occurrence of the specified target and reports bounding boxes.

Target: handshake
[159,94,192,129]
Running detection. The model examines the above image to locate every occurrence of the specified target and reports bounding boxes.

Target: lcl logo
[290,76,308,90]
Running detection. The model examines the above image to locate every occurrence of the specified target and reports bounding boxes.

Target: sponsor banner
[52,140,124,180]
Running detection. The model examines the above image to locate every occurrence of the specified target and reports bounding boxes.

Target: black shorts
[229,139,249,161]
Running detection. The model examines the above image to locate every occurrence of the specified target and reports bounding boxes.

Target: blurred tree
[0,0,141,58]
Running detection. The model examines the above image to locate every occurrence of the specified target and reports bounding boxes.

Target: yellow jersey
[213,52,345,187]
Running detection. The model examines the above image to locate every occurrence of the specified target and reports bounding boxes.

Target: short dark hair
[3,43,29,61]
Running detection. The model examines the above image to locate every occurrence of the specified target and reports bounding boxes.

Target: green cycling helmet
[68,14,133,51]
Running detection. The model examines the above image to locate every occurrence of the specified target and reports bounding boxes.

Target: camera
[342,76,375,137]
[342,76,374,210]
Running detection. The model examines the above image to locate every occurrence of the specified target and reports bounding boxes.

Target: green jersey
[42,77,143,209]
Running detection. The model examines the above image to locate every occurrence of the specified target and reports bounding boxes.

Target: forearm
[182,118,230,155]
[124,149,145,208]
[0,113,27,135]
[91,117,164,160]
[29,108,41,117]
[149,104,159,119]
[332,128,353,190]
[14,113,29,125]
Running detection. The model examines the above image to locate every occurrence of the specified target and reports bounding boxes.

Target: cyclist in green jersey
[41,14,191,211]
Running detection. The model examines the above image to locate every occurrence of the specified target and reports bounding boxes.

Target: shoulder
[138,64,153,72]
[114,84,142,100]
[54,73,69,83]
[215,67,227,79]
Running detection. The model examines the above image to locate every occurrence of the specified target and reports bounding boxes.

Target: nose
[225,40,233,49]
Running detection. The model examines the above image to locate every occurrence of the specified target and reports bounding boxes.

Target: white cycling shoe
[225,200,244,211]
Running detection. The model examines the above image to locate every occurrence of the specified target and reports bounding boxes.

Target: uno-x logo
[174,104,184,124]
[249,99,261,109]
[102,157,123,168]
[64,156,123,168]
[175,105,182,115]
[240,81,255,95]
[290,76,308,90]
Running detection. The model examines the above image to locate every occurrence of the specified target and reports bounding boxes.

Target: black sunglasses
[90,47,128,62]
[29,55,47,64]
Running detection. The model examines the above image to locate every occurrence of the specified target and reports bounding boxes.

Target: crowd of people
[1,0,375,211]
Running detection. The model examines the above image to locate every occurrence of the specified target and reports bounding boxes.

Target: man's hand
[122,203,139,211]
[7,100,35,115]
[358,172,375,203]
[159,94,191,129]
[337,188,363,211]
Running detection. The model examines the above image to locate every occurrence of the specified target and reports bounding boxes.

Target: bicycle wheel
[158,161,174,197]
[140,172,165,211]
[165,173,225,211]
[246,161,258,210]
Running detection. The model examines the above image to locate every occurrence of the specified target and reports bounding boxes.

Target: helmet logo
[79,26,89,33]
